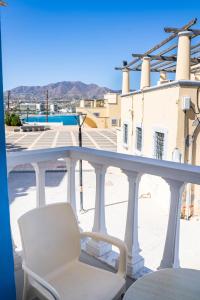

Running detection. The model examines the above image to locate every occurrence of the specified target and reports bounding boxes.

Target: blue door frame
[0,12,16,299]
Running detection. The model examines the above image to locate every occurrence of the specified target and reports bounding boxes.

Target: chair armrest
[80,231,127,278]
[22,263,60,300]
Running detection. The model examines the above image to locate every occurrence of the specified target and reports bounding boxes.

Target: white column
[191,71,200,81]
[158,71,167,84]
[123,170,144,277]
[195,72,200,81]
[159,179,184,269]
[65,158,77,214]
[122,68,130,94]
[176,31,193,81]
[32,163,46,207]
[86,163,112,256]
[140,57,151,89]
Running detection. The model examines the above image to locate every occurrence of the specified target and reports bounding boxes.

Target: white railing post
[159,179,185,269]
[86,163,112,256]
[123,170,144,277]
[7,169,22,270]
[32,163,46,207]
[65,158,77,214]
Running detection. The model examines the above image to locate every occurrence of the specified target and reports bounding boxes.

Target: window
[123,123,128,145]
[154,131,165,159]
[93,112,100,117]
[111,119,118,126]
[136,127,142,152]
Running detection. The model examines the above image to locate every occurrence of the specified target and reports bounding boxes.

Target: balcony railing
[7,146,200,277]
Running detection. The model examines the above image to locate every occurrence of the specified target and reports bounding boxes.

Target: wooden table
[124,268,200,300]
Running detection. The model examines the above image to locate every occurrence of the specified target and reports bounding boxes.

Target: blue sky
[1,0,200,90]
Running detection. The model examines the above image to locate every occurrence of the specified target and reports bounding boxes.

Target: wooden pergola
[115,18,200,74]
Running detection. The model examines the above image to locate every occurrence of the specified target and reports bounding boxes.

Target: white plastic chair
[18,203,127,300]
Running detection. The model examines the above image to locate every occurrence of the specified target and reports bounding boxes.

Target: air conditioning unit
[182,96,191,111]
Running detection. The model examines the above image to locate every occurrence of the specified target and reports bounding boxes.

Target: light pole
[74,113,87,211]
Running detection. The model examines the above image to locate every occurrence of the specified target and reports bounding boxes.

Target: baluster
[86,163,112,256]
[159,179,185,269]
[123,170,144,277]
[65,158,77,214]
[32,163,46,207]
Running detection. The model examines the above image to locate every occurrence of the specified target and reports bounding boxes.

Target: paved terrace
[6,127,117,152]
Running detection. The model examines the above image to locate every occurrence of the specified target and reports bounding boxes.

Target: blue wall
[0,16,16,299]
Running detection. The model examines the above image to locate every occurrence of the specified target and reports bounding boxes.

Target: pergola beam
[191,47,200,55]
[164,27,200,36]
[117,18,197,70]
[191,42,200,50]
[151,60,176,69]
[132,53,177,61]
[132,53,200,64]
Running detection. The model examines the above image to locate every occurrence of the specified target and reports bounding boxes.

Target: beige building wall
[118,85,179,160]
[118,82,200,216]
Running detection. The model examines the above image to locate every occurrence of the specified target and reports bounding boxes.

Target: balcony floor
[15,251,134,300]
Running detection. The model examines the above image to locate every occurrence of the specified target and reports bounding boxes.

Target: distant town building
[18,102,58,113]
[49,103,58,113]
[76,93,121,128]
[19,103,45,112]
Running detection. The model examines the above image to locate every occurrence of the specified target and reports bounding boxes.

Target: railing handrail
[7,146,200,184]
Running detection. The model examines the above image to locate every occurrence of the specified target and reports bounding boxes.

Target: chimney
[176,31,193,81]
[140,57,151,89]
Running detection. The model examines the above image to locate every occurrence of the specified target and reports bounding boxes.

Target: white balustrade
[86,163,112,256]
[123,170,144,276]
[32,162,46,207]
[7,146,200,278]
[91,163,107,233]
[159,179,185,269]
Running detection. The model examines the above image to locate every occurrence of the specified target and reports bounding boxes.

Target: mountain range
[5,81,113,101]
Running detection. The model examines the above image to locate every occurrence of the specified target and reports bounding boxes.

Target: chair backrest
[18,203,81,277]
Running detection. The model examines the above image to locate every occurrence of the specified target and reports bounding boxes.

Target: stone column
[176,31,193,81]
[140,57,151,89]
[122,68,130,94]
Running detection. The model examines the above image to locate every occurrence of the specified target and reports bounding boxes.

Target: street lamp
[74,113,87,211]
